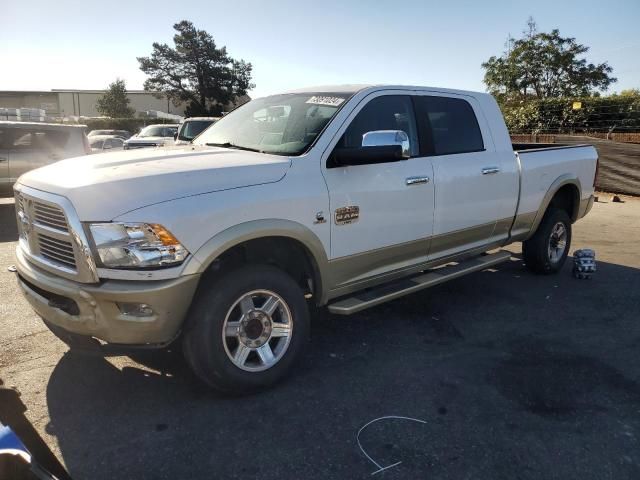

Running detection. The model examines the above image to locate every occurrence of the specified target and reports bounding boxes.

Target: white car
[13,85,597,393]
[123,124,178,150]
[0,121,90,195]
[89,135,125,153]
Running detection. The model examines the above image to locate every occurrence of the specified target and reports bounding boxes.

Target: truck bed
[513,143,587,152]
[511,143,598,240]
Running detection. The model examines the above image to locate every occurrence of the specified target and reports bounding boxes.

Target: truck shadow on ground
[42,256,640,479]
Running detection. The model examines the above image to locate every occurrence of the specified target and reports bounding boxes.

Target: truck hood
[18,145,290,220]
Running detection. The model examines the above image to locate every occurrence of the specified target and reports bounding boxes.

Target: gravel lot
[1,195,639,479]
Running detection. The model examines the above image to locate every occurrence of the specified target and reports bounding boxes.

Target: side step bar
[327,250,512,315]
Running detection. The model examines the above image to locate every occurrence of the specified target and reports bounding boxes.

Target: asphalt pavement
[1,195,639,479]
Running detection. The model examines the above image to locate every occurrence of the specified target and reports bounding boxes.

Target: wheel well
[549,184,579,222]
[203,237,321,300]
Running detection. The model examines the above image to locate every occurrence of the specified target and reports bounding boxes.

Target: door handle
[482,166,500,175]
[406,176,430,186]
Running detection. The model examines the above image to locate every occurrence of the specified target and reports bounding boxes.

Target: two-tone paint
[14,85,598,345]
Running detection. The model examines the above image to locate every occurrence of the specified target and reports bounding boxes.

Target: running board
[327,250,512,315]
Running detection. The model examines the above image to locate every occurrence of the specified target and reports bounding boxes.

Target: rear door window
[10,129,70,150]
[415,96,484,155]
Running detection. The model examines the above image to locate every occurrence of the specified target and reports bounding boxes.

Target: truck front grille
[14,187,98,283]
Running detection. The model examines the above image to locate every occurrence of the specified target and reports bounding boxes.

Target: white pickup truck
[13,85,597,393]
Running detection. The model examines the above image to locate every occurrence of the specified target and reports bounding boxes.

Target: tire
[523,208,572,274]
[182,264,310,394]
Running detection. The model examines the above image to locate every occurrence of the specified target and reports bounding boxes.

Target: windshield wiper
[205,142,263,153]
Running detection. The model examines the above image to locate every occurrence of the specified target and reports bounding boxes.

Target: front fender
[182,219,331,304]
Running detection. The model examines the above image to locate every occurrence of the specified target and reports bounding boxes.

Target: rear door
[413,93,515,260]
[321,92,435,286]
[8,127,70,180]
[108,137,124,150]
[0,127,9,194]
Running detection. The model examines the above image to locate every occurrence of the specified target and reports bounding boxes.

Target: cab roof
[280,84,491,99]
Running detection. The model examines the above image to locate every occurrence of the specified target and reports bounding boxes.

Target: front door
[321,93,435,287]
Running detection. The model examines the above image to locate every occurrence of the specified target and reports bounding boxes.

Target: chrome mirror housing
[362,130,410,159]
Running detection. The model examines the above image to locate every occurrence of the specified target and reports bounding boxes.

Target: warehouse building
[0,89,184,119]
[0,89,248,120]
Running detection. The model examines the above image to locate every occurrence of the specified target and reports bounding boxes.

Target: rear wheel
[523,208,572,274]
[183,264,310,394]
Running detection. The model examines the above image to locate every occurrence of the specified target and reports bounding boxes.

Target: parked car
[123,124,178,150]
[87,129,132,139]
[13,85,597,393]
[89,135,125,153]
[0,121,90,196]
[174,117,219,145]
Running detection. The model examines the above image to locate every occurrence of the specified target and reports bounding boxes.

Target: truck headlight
[88,223,188,268]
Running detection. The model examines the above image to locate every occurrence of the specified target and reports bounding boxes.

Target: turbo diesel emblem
[335,206,359,225]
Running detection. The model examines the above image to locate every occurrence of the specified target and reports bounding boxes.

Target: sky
[2,0,639,99]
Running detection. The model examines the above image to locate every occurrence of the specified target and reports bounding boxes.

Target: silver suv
[0,122,89,196]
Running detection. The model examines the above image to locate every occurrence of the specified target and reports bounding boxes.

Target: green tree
[616,89,640,97]
[482,18,616,100]
[95,79,136,118]
[137,20,254,116]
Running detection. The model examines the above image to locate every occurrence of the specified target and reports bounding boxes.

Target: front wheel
[522,208,572,274]
[183,264,310,394]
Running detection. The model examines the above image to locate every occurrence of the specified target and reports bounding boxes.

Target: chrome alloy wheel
[548,221,568,263]
[222,290,293,372]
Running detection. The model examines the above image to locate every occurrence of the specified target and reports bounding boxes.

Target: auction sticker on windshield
[306,96,345,107]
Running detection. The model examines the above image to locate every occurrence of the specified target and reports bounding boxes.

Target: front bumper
[15,246,200,346]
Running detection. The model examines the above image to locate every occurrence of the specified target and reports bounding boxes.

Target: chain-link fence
[502,96,640,143]
[503,96,640,195]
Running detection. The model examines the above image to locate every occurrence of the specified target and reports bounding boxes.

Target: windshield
[194,92,352,155]
[178,120,216,141]
[138,126,177,138]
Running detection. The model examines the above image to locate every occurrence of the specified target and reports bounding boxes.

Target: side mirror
[362,130,411,158]
[330,130,411,167]
[174,132,178,140]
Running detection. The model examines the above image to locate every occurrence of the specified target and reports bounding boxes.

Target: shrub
[499,94,640,134]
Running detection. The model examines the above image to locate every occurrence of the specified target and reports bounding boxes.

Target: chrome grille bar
[33,203,68,231]
[37,234,76,265]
